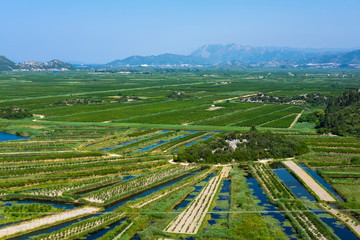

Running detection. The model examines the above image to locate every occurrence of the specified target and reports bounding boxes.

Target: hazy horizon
[1,0,359,63]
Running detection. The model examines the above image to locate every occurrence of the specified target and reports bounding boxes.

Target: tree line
[300,89,360,137]
[175,128,309,164]
[0,106,32,119]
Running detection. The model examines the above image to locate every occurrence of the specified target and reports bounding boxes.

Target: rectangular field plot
[0,207,101,239]
[195,104,271,126]
[319,168,360,178]
[239,107,302,127]
[283,161,336,202]
[312,147,360,154]
[316,167,360,213]
[83,165,196,204]
[35,101,148,118]
[261,113,298,128]
[117,103,259,125]
[164,167,231,234]
[303,137,360,148]
[197,104,297,127]
[50,100,207,122]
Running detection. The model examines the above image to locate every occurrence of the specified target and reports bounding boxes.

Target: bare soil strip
[113,222,134,240]
[289,110,304,129]
[320,203,360,237]
[0,207,100,238]
[164,167,231,235]
[133,184,189,208]
[213,93,258,103]
[283,160,336,202]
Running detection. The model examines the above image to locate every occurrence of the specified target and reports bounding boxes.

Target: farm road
[0,207,100,238]
[283,161,336,202]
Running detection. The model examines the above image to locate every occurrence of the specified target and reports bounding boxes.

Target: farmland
[0,69,360,239]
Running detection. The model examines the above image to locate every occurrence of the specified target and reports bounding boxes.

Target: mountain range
[107,44,360,68]
[1,44,360,70]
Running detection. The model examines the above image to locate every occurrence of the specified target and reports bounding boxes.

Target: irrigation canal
[299,163,344,202]
[6,171,197,240]
[246,175,297,239]
[269,163,359,240]
[0,132,29,141]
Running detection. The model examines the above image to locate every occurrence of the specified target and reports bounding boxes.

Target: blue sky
[1,0,359,63]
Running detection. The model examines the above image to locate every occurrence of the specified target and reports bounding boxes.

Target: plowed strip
[164,167,231,234]
[0,207,100,238]
[283,161,335,202]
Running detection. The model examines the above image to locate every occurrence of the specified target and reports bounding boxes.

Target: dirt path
[213,93,258,103]
[320,203,360,237]
[283,161,336,202]
[113,222,134,240]
[164,167,231,234]
[0,207,100,238]
[134,184,189,208]
[289,110,304,129]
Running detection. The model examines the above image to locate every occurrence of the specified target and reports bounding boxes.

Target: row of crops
[234,106,302,127]
[193,104,303,128]
[11,167,214,240]
[250,163,339,240]
[296,136,360,215]
[50,99,209,122]
[118,102,262,125]
[0,127,214,159]
[1,130,358,239]
[31,97,305,129]
[0,151,171,190]
[0,122,356,239]
[83,165,197,204]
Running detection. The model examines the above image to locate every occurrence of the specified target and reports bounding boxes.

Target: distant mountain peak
[105,44,359,68]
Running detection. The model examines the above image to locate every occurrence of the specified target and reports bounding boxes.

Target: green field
[1,69,360,239]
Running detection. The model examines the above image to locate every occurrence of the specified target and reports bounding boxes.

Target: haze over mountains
[107,44,360,68]
[0,56,75,71]
[1,44,360,70]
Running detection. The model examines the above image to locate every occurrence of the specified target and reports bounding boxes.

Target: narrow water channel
[104,171,198,212]
[299,163,344,202]
[271,164,315,201]
[173,173,214,211]
[99,130,168,151]
[316,211,358,240]
[0,132,29,141]
[246,176,297,239]
[205,179,231,228]
[6,172,197,239]
[135,134,188,152]
[82,217,127,240]
[270,163,359,240]
[175,134,213,151]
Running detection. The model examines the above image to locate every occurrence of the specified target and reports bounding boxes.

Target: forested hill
[0,56,76,71]
[0,55,16,71]
[317,89,360,136]
[175,129,309,164]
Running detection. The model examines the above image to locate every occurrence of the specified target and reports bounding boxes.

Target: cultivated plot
[164,167,231,234]
[283,160,336,202]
